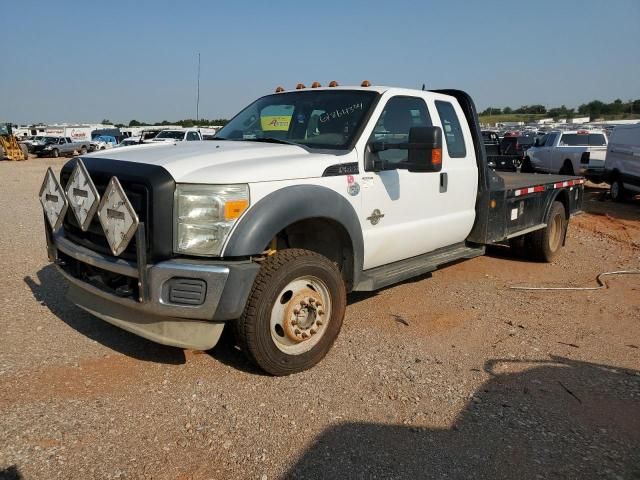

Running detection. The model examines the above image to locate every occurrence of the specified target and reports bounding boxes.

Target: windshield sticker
[261,115,291,131]
[319,103,364,123]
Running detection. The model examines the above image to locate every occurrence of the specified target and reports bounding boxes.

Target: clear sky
[1,0,639,124]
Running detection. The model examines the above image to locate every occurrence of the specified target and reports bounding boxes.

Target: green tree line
[112,118,230,128]
[480,98,640,119]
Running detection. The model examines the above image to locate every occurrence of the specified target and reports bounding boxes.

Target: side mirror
[405,126,443,173]
[534,138,540,147]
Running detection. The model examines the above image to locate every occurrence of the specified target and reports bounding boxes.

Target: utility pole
[196,52,201,124]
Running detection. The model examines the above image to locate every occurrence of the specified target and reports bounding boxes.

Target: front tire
[51,148,59,158]
[521,157,534,173]
[236,249,346,376]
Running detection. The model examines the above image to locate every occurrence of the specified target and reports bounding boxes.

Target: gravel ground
[1,157,639,480]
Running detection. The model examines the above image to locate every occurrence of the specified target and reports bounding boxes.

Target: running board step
[354,243,485,291]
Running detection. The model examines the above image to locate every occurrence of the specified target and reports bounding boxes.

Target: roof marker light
[311,82,321,88]
[275,86,285,93]
[328,80,339,87]
[361,80,371,87]
[296,83,306,89]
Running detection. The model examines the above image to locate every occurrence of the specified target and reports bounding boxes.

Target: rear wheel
[525,201,567,262]
[559,160,574,175]
[20,144,29,160]
[610,178,628,202]
[236,249,346,376]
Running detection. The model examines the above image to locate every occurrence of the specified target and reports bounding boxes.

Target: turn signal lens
[224,199,249,220]
[432,148,442,166]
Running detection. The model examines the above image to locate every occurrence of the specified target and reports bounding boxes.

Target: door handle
[439,172,448,193]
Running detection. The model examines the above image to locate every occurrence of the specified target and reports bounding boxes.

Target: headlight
[174,184,249,256]
[44,145,52,150]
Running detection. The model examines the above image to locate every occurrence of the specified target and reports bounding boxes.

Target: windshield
[560,133,607,146]
[215,90,378,149]
[156,131,186,140]
[42,137,59,143]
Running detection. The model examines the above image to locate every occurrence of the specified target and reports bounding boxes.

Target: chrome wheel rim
[270,275,331,355]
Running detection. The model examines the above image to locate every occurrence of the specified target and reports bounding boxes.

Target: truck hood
[85,140,351,183]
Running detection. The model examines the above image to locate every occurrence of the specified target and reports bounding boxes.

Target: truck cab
[40,84,584,375]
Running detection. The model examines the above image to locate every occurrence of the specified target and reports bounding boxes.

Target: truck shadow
[24,265,186,365]
[284,356,640,479]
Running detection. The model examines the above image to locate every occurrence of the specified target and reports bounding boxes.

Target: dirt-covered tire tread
[236,248,346,376]
[526,201,567,262]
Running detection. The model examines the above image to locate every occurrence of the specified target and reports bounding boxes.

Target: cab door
[358,95,478,270]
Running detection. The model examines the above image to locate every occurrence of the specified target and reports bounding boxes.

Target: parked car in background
[523,130,608,180]
[482,130,501,155]
[148,129,203,143]
[604,124,640,201]
[500,134,534,156]
[117,136,143,147]
[90,135,118,151]
[33,136,91,158]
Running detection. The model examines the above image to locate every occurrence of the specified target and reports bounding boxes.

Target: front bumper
[48,230,259,350]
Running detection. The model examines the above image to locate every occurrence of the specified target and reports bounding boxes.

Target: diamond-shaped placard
[96,176,139,256]
[65,158,100,232]
[39,168,68,232]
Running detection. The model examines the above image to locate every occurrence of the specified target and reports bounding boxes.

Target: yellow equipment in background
[0,123,29,161]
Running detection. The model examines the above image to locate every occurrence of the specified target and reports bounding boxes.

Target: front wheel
[236,249,346,376]
[51,148,59,158]
[521,157,534,173]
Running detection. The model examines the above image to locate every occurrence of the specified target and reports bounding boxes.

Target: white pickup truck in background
[523,130,608,181]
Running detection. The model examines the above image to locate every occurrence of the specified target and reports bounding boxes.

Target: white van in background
[605,124,640,201]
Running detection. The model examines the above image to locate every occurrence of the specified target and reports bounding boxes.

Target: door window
[435,101,466,158]
[369,96,432,164]
[186,131,200,141]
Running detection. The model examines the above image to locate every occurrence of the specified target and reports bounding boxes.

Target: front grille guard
[46,216,150,303]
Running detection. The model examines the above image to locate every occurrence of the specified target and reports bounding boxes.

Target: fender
[223,185,364,285]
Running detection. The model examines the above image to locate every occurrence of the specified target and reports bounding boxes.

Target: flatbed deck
[496,171,581,192]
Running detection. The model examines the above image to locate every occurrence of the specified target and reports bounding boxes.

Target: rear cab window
[435,100,466,158]
[559,133,606,146]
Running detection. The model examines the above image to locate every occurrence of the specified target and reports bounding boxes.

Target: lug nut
[300,300,307,306]
[291,319,298,325]
[317,309,324,316]
[294,328,301,335]
[301,332,309,339]
[293,308,300,315]
[310,328,317,335]
[308,297,315,304]
[316,302,322,307]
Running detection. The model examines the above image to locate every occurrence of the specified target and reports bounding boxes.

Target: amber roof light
[361,80,371,87]
[311,82,321,88]
[328,80,339,87]
[295,83,306,89]
[275,86,285,93]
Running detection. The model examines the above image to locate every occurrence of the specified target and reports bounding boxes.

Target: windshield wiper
[243,137,300,146]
